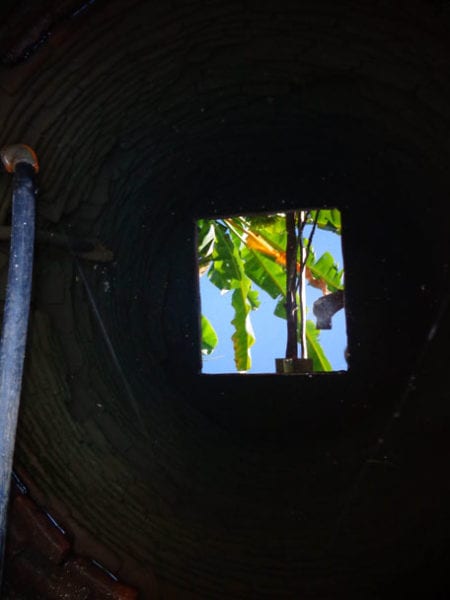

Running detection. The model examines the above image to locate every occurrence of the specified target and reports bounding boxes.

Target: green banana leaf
[197,219,216,269]
[307,209,342,234]
[308,251,344,292]
[306,320,332,371]
[241,246,286,299]
[231,282,256,371]
[201,315,219,355]
[207,223,259,371]
[273,304,332,372]
[199,215,342,372]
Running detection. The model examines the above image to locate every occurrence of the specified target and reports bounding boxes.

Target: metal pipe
[297,210,307,359]
[0,144,38,577]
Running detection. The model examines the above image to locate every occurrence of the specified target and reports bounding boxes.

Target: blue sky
[199,222,347,374]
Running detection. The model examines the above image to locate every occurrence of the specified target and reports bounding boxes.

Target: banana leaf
[201,315,218,355]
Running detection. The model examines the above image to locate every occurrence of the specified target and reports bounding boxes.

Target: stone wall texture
[0,1,449,598]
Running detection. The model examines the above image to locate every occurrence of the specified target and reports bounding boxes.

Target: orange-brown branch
[245,229,328,294]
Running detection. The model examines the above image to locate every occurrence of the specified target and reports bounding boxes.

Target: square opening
[197,209,347,374]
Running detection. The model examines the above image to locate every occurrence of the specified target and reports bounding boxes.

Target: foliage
[198,211,344,372]
[201,315,218,355]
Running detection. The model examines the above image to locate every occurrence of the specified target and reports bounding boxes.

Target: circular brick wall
[0,1,450,598]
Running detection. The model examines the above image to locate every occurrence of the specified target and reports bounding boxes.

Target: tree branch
[285,211,298,359]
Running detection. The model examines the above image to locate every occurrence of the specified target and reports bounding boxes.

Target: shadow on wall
[0,0,449,598]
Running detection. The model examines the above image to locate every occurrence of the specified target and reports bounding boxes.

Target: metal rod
[298,211,307,359]
[0,147,38,579]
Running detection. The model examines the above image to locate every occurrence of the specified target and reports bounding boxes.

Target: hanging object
[313,290,345,330]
